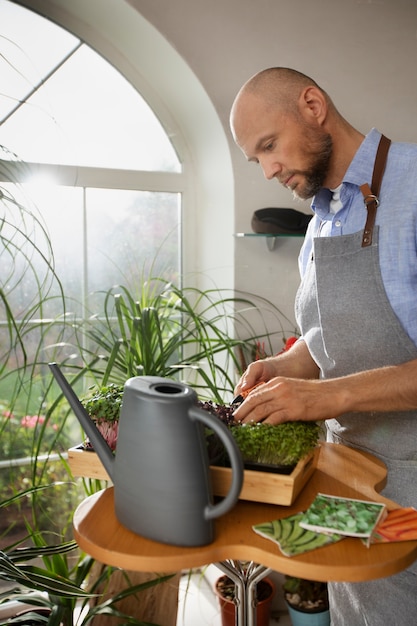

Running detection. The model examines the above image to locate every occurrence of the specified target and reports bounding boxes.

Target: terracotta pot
[214,575,275,626]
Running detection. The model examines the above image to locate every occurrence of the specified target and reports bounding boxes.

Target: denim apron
[295,137,417,625]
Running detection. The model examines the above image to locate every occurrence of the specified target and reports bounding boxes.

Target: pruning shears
[230,382,265,410]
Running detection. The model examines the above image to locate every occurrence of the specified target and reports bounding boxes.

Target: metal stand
[215,560,272,626]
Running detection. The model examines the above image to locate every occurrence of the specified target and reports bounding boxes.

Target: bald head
[231,68,330,136]
[242,68,321,106]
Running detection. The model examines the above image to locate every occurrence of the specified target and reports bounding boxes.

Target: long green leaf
[0,556,93,597]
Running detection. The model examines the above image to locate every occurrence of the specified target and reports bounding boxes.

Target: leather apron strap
[360,134,391,247]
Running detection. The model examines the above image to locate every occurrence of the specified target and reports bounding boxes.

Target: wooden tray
[67,445,320,506]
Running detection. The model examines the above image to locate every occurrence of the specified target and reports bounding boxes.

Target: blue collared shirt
[298,128,417,345]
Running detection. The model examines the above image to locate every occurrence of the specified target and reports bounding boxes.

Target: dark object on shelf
[251,208,312,235]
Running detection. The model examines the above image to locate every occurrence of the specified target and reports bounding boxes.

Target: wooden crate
[67,445,320,506]
[68,445,111,481]
[211,447,319,506]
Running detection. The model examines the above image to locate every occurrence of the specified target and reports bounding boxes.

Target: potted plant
[203,406,321,472]
[80,383,124,451]
[72,387,321,512]
[283,576,330,626]
[69,279,294,402]
[0,487,172,626]
[70,281,303,465]
[230,421,320,470]
[79,389,321,472]
[214,573,275,626]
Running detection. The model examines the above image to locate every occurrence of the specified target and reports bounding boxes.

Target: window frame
[13,0,235,291]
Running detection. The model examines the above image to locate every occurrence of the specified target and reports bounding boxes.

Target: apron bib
[295,136,417,624]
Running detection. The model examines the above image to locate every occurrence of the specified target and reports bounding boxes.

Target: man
[230,68,417,625]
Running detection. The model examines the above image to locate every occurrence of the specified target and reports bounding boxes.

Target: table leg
[215,561,272,626]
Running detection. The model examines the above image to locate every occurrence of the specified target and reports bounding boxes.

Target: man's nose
[260,157,280,181]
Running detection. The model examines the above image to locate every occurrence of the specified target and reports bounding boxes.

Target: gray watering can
[49,363,243,547]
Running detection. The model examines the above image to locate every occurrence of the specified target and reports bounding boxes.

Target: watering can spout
[48,363,115,480]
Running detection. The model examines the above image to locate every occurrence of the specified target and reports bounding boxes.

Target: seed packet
[253,512,343,557]
[365,507,417,546]
[300,493,387,539]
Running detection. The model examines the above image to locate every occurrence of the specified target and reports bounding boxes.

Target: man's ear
[298,86,327,126]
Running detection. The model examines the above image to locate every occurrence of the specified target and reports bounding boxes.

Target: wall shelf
[234,232,304,251]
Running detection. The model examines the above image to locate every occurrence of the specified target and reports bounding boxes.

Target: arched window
[0,0,184,321]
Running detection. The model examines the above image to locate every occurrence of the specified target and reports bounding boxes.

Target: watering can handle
[189,406,244,520]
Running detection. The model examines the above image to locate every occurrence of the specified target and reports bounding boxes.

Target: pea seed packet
[300,493,387,539]
[253,512,343,557]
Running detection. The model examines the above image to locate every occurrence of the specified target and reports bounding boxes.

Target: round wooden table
[73,444,417,625]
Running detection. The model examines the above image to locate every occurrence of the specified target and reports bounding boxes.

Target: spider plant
[0,148,80,539]
[69,279,296,403]
[0,147,68,406]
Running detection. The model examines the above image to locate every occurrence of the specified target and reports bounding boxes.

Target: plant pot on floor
[214,575,275,626]
[283,576,330,626]
[286,602,330,626]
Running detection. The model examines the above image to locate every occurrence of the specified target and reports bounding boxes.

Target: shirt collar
[343,127,381,187]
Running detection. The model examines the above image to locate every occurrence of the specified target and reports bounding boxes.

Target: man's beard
[289,131,333,201]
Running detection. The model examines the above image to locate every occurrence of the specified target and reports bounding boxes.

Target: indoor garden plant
[203,404,321,471]
[70,279,307,466]
[78,383,321,471]
[68,277,296,403]
[228,421,320,470]
[0,487,172,626]
[214,573,275,626]
[80,384,123,452]
[283,575,330,626]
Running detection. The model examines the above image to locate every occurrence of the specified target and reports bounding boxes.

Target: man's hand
[233,358,417,425]
[234,338,320,397]
[233,376,341,424]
